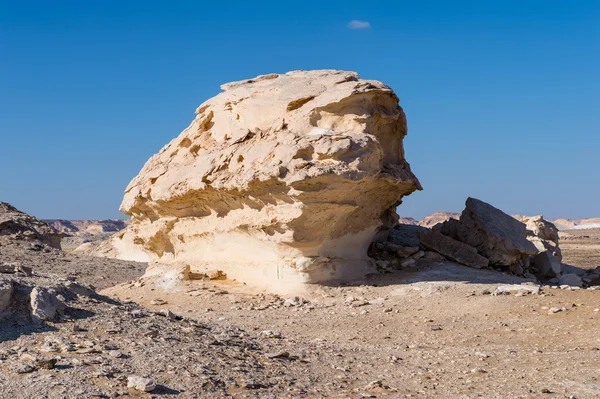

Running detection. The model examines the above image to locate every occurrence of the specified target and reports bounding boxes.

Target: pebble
[36,357,57,369]
[15,363,36,374]
[260,330,282,338]
[470,367,487,374]
[106,350,122,358]
[548,307,568,315]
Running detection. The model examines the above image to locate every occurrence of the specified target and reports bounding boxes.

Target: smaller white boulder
[30,287,65,321]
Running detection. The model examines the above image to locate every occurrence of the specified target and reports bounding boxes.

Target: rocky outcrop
[438,198,538,272]
[94,70,421,288]
[0,202,64,249]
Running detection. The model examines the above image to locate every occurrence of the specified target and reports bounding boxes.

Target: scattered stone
[260,330,282,339]
[106,350,122,358]
[127,375,156,392]
[265,351,291,359]
[470,368,487,374]
[548,307,568,314]
[494,285,540,296]
[35,357,57,369]
[283,297,305,307]
[14,363,36,374]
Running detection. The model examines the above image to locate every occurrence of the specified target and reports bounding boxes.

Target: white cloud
[348,20,370,29]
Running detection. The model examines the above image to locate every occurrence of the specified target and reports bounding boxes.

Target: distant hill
[551,218,600,231]
[400,212,600,231]
[43,219,130,235]
[42,219,130,251]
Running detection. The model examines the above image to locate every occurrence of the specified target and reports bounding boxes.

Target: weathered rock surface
[522,215,559,243]
[93,70,421,288]
[419,230,489,269]
[0,202,64,249]
[558,273,583,287]
[523,216,562,279]
[30,287,65,321]
[530,250,562,278]
[388,223,428,248]
[439,198,538,269]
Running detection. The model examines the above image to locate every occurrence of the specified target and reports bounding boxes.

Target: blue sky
[0,0,598,220]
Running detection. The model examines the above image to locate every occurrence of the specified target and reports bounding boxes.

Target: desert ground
[1,225,599,398]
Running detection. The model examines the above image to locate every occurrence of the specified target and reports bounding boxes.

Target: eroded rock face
[101,70,421,287]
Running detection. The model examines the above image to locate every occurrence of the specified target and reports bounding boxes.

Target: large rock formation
[98,70,421,288]
[438,198,538,272]
[0,202,64,249]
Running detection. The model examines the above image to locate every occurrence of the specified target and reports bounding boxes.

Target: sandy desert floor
[100,230,600,399]
[1,231,599,398]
